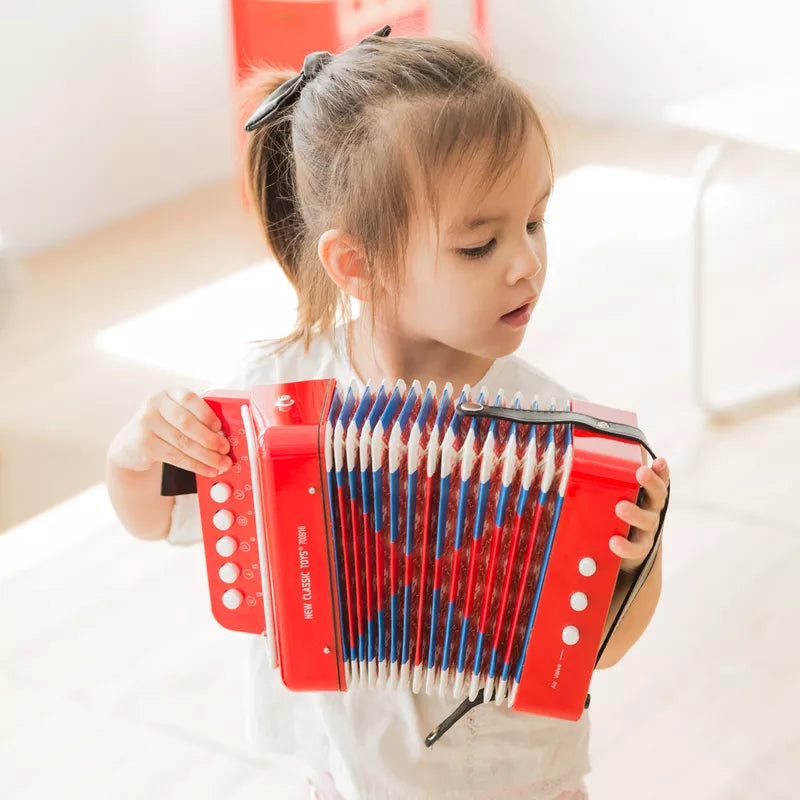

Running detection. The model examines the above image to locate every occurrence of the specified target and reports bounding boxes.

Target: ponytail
[239,69,346,356]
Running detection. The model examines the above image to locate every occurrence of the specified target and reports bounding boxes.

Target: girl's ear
[317,229,370,301]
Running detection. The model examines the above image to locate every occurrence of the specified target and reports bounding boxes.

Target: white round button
[219,562,241,584]
[221,588,243,610]
[210,482,232,503]
[215,536,237,557]
[578,557,597,577]
[570,592,588,611]
[213,509,234,531]
[562,625,580,645]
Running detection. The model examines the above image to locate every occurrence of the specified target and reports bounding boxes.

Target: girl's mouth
[500,301,533,327]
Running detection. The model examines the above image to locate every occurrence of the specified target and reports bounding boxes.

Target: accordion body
[188,378,645,722]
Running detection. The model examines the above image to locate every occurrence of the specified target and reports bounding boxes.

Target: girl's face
[391,128,551,361]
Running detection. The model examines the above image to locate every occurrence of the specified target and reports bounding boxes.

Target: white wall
[1,0,237,256]
[3,1,799,257]
[491,0,800,122]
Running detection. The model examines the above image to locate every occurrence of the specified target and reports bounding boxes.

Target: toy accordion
[162,377,665,729]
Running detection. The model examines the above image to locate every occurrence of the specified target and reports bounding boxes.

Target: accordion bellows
[331,378,572,707]
[193,378,642,722]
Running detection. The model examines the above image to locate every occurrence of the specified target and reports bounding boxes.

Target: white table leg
[690,140,800,422]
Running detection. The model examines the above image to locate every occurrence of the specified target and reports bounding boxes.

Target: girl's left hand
[610,457,670,573]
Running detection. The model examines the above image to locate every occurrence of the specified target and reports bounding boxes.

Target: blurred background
[2,1,799,798]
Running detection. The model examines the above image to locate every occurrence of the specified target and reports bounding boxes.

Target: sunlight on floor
[0,484,112,581]
[93,263,298,382]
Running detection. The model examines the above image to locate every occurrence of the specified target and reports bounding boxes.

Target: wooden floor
[1,116,798,799]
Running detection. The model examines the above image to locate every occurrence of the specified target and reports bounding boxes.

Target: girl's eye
[459,239,496,259]
[527,219,545,234]
[457,220,547,261]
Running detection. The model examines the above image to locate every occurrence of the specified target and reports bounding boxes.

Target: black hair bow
[244,24,391,132]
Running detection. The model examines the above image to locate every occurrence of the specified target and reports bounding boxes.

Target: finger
[156,392,230,455]
[168,389,224,433]
[608,534,651,561]
[652,457,670,487]
[616,500,659,532]
[149,414,232,475]
[634,465,668,511]
[152,436,227,479]
[164,388,224,435]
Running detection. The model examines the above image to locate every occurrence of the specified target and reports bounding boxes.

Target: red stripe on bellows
[349,497,364,638]
[477,522,504,634]
[414,474,435,667]
[375,517,384,615]
[447,544,463,610]
[501,501,545,668]
[404,543,414,586]
[461,519,484,620]
[390,540,398,599]
[337,485,356,655]
[492,512,525,652]
[433,554,444,590]
[362,512,373,625]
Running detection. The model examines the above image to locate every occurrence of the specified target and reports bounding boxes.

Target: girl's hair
[239,34,555,357]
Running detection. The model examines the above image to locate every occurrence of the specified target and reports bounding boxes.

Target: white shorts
[307,771,590,800]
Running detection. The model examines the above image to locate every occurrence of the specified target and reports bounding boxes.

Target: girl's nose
[506,242,544,285]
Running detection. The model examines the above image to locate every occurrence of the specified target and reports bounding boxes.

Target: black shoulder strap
[457,401,659,459]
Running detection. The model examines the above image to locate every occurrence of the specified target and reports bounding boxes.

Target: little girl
[106,28,669,800]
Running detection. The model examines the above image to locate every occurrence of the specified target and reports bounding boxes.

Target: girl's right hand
[108,389,232,479]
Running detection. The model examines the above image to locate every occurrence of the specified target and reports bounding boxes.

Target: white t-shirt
[168,323,591,800]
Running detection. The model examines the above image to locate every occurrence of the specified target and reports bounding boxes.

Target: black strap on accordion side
[424,403,669,748]
[161,463,198,496]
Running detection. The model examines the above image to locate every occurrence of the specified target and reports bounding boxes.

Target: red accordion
[164,378,664,725]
